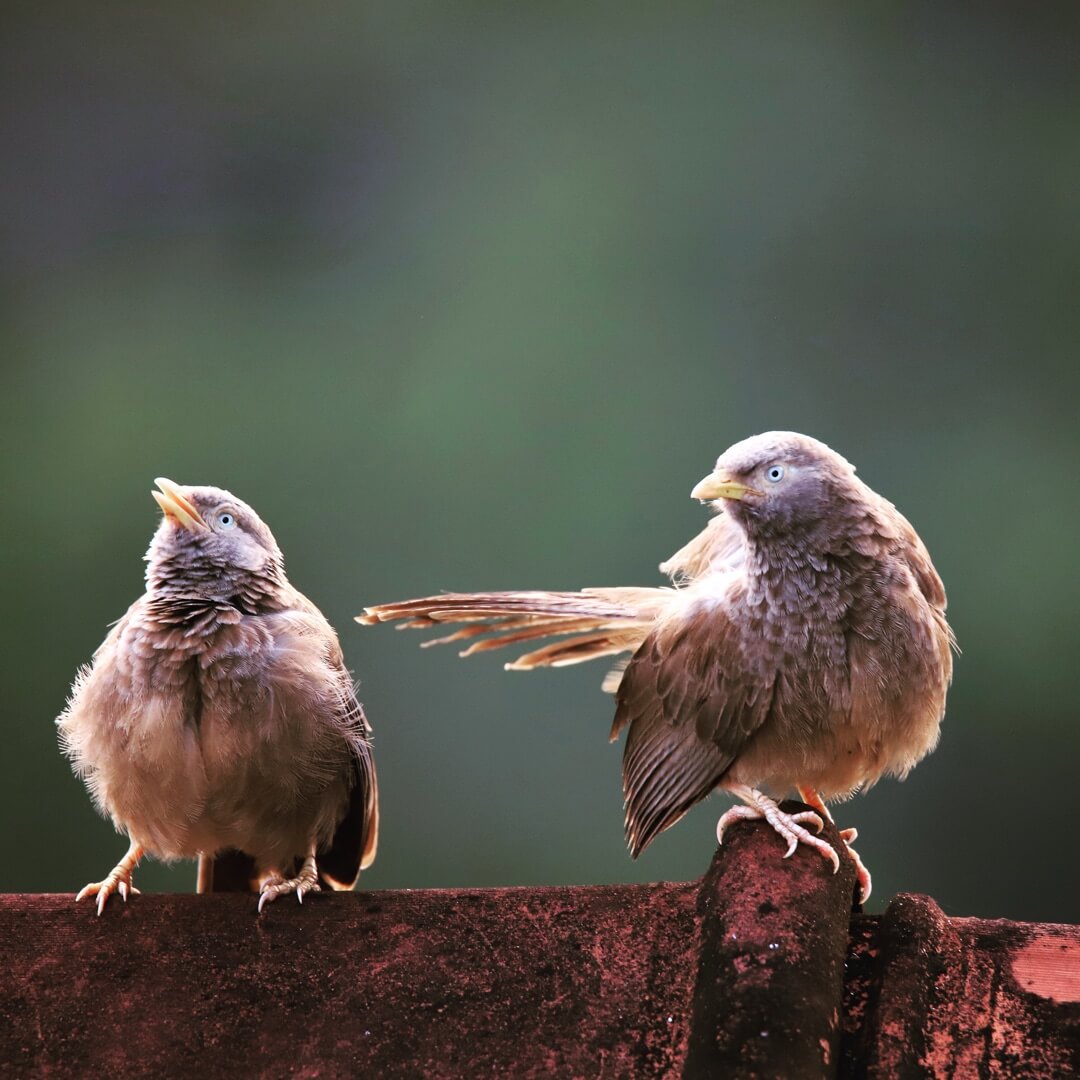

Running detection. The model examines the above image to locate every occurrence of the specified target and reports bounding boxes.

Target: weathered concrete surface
[847,895,1080,1079]
[1,807,856,1080]
[3,819,1077,1078]
[2,881,700,1078]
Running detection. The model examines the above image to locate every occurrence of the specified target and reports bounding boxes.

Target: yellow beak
[152,477,208,532]
[690,472,763,503]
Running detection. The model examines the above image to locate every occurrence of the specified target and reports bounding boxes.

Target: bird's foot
[838,827,872,905]
[76,874,141,916]
[257,852,321,913]
[76,842,143,916]
[717,787,841,874]
[795,786,872,904]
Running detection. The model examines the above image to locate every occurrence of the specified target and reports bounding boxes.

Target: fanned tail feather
[358,588,670,685]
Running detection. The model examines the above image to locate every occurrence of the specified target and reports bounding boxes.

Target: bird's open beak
[152,477,209,532]
[691,472,763,503]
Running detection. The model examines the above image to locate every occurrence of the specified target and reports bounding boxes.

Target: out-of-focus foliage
[3,3,1078,922]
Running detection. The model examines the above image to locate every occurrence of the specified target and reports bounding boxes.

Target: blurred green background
[3,4,1078,923]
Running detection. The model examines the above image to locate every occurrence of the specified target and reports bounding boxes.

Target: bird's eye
[766,465,785,483]
[217,512,237,530]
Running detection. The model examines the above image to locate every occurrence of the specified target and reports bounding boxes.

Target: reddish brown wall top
[852,894,1080,1078]
[2,810,1077,1078]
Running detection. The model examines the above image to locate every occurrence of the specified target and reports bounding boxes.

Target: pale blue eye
[766,465,784,483]
[218,512,237,529]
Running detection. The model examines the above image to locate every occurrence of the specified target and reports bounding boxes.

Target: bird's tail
[357,588,669,689]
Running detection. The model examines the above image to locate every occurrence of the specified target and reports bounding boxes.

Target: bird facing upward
[58,479,378,914]
[359,432,954,902]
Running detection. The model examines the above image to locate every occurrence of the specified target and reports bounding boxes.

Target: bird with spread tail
[359,432,954,902]
[58,479,378,914]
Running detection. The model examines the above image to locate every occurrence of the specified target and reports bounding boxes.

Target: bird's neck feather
[146,553,286,610]
[743,532,851,615]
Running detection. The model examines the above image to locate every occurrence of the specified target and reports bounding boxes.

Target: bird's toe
[789,810,826,835]
[257,865,321,913]
[76,873,136,916]
[837,831,872,903]
[762,806,840,873]
[715,804,765,844]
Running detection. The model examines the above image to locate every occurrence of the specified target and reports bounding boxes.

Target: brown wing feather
[614,602,773,857]
[319,688,378,890]
[320,751,378,889]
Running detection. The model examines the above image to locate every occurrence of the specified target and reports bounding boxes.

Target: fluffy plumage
[59,479,378,913]
[359,432,954,901]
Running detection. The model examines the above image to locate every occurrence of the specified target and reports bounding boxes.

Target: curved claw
[774,810,835,868]
[838,833,872,903]
[777,819,840,872]
[716,804,764,845]
[814,839,841,875]
[789,810,825,835]
[79,882,124,917]
[257,858,321,913]
[77,870,141,916]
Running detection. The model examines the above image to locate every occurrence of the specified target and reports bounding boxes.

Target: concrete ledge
[857,893,1080,1077]
[3,806,1077,1078]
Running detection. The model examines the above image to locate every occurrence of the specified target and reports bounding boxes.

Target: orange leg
[797,786,872,905]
